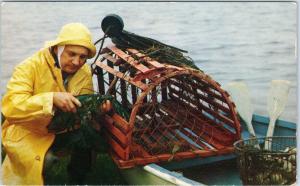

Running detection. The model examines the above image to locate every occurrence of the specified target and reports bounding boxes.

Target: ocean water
[1,2,297,122]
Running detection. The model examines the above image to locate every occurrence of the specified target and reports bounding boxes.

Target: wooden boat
[120,114,296,185]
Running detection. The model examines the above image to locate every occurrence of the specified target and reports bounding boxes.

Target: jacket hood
[44,23,96,58]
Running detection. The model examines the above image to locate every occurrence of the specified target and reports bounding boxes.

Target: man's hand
[100,100,112,113]
[53,92,82,113]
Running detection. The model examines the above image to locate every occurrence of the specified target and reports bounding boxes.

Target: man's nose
[72,56,81,66]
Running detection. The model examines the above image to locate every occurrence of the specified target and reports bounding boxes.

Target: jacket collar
[43,48,66,92]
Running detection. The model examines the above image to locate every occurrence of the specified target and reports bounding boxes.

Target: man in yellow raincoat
[2,23,101,185]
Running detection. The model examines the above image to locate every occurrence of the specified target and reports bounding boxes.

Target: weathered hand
[101,100,112,113]
[53,92,82,113]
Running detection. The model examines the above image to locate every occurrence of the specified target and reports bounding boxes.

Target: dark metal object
[101,14,124,37]
[234,136,296,185]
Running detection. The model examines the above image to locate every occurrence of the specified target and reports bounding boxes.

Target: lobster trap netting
[92,46,241,168]
[234,136,296,185]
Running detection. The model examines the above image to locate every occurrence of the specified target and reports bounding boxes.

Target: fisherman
[1,23,110,184]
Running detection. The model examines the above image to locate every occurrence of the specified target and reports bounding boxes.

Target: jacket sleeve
[2,62,54,124]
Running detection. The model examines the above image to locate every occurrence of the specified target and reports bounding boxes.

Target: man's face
[57,45,89,74]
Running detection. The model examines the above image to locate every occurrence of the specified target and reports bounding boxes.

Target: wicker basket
[234,136,296,185]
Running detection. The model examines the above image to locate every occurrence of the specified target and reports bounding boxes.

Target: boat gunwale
[252,114,296,130]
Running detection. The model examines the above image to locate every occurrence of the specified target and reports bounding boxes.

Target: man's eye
[80,55,87,60]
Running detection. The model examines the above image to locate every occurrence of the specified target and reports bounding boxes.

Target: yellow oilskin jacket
[1,48,94,185]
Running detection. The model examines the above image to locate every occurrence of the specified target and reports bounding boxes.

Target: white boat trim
[143,163,204,186]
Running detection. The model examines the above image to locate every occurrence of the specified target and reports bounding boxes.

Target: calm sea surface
[1,2,297,122]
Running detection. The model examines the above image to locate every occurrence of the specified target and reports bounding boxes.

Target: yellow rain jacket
[2,23,96,185]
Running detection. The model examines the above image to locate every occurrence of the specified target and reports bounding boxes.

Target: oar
[225,82,256,138]
[264,80,291,150]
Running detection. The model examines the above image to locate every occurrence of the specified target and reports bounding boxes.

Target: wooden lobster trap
[93,45,241,169]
